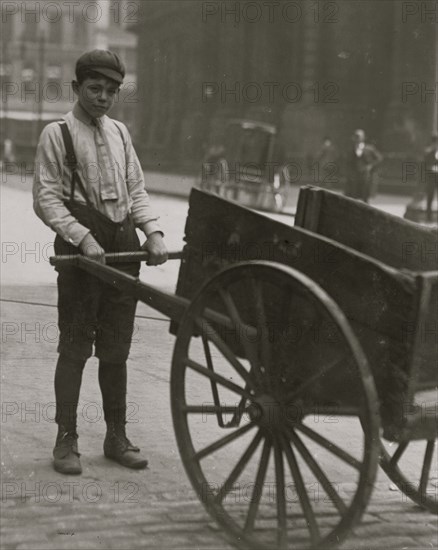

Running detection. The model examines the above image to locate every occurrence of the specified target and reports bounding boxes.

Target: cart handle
[49,250,183,267]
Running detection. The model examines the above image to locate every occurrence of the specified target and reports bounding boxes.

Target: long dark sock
[98,360,127,424]
[54,353,86,431]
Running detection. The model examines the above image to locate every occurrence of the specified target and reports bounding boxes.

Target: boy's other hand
[79,233,106,264]
[141,232,168,266]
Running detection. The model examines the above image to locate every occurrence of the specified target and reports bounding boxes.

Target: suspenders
[58,119,127,205]
[58,121,92,206]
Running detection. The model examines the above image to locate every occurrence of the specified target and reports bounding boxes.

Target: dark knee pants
[54,214,141,363]
[346,173,371,203]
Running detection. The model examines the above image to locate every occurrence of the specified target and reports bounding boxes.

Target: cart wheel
[380,432,437,514]
[171,262,380,549]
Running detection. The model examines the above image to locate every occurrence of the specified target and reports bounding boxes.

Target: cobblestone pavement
[1,485,437,550]
[1,288,437,550]
[1,177,437,549]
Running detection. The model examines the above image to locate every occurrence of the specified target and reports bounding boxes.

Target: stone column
[281,0,325,157]
[382,3,436,155]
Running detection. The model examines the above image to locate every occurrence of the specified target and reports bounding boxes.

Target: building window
[22,70,39,102]
[46,65,62,87]
[45,65,63,102]
[110,0,138,28]
[23,17,38,42]
[73,16,88,44]
[124,47,137,73]
[0,64,13,88]
[22,68,36,82]
[47,10,63,44]
[110,0,123,26]
[2,16,13,42]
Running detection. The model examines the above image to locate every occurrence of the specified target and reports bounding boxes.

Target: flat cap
[76,49,125,84]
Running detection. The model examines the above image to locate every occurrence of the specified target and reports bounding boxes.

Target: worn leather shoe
[104,423,148,469]
[53,428,82,475]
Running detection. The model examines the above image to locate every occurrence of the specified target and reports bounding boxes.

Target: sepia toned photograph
[1,1,437,549]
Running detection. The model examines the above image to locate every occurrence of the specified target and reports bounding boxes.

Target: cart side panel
[411,273,438,391]
[295,187,438,272]
[174,190,417,339]
[173,189,420,431]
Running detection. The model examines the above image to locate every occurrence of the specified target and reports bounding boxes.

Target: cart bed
[173,188,437,437]
[295,187,437,398]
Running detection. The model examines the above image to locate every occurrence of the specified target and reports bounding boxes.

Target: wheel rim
[380,409,438,514]
[171,262,380,549]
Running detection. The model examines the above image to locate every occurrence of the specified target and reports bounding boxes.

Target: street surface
[1,172,437,549]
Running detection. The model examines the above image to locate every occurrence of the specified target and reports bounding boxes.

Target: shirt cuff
[65,224,91,248]
[142,221,164,238]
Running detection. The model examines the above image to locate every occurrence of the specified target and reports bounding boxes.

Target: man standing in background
[345,129,383,203]
[425,133,438,223]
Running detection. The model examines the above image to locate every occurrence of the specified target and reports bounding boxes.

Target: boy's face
[73,76,119,119]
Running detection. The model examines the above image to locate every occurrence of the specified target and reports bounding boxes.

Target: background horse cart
[51,187,437,549]
[199,119,288,213]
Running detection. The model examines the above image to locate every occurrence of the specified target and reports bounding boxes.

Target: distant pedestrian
[345,129,383,203]
[201,144,228,194]
[424,133,438,222]
[33,49,168,475]
[2,138,16,163]
[314,136,339,188]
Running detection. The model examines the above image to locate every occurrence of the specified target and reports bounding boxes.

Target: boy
[33,50,168,474]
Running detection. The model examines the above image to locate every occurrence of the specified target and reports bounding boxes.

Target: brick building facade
[133,0,437,188]
[1,0,140,159]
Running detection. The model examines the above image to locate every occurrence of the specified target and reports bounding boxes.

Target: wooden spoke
[295,423,362,470]
[251,278,272,390]
[280,432,320,545]
[286,426,348,515]
[215,429,263,504]
[273,437,288,549]
[182,405,245,415]
[419,440,435,496]
[244,437,272,533]
[202,335,225,427]
[273,286,294,365]
[388,441,408,468]
[196,317,257,391]
[219,288,264,386]
[283,355,346,403]
[194,422,256,461]
[380,438,438,513]
[225,393,248,428]
[185,358,252,400]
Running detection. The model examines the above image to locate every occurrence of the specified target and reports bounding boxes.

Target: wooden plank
[295,186,322,232]
[410,272,438,392]
[50,250,183,267]
[176,189,416,339]
[75,257,189,323]
[295,187,438,272]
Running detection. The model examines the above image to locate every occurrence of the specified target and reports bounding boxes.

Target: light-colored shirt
[355,142,365,157]
[33,102,161,247]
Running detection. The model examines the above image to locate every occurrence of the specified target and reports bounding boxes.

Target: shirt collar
[72,102,105,127]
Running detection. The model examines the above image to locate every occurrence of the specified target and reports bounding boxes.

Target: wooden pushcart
[51,187,437,549]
